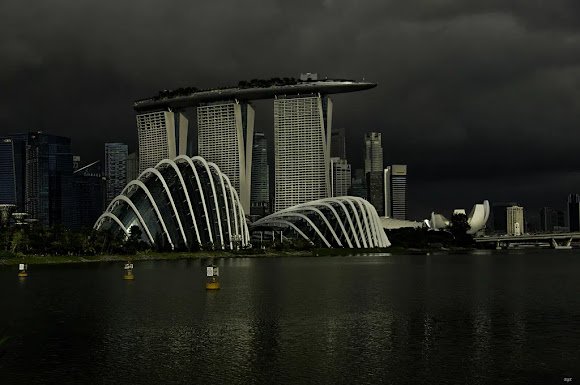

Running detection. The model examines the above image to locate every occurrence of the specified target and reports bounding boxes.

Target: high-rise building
[72,160,104,229]
[539,207,563,232]
[126,151,139,182]
[507,205,524,236]
[366,171,384,215]
[250,132,270,218]
[384,165,407,219]
[492,202,518,234]
[349,168,367,198]
[136,110,188,172]
[568,193,580,232]
[331,127,346,159]
[383,167,392,218]
[25,132,73,227]
[274,94,332,211]
[197,101,255,213]
[0,135,26,211]
[330,157,351,197]
[364,132,383,174]
[0,138,17,206]
[105,143,128,205]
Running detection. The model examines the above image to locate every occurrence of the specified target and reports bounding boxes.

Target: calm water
[1,251,579,384]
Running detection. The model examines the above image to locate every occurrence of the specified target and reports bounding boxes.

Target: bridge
[475,232,580,249]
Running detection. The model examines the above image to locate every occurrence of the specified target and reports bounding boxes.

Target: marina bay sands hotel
[133,74,376,214]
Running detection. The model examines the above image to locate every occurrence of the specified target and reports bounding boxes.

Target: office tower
[331,127,346,159]
[126,152,139,182]
[274,94,332,211]
[391,165,407,220]
[72,160,104,229]
[0,135,26,211]
[25,132,73,227]
[557,210,566,231]
[250,132,270,218]
[383,165,407,219]
[507,205,524,236]
[349,168,367,198]
[136,110,188,172]
[539,207,561,232]
[198,101,255,213]
[104,143,128,205]
[330,157,351,197]
[568,193,580,232]
[0,139,17,206]
[383,167,392,217]
[364,132,383,174]
[366,171,384,215]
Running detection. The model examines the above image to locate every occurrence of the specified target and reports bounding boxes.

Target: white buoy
[123,261,134,280]
[18,263,28,278]
[206,264,220,290]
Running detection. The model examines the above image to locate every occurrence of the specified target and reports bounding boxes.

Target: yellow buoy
[206,278,220,290]
[18,263,28,278]
[205,265,220,290]
[123,262,134,280]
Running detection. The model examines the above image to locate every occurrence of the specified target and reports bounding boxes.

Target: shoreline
[0,247,481,266]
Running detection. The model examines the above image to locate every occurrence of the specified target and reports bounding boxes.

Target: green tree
[10,229,26,253]
[449,214,474,246]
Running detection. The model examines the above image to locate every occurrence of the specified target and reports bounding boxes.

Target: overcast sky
[2,0,580,219]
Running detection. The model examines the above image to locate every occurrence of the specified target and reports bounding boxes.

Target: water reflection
[1,252,580,384]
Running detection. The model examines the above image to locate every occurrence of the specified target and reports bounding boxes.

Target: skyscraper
[197,101,255,213]
[568,193,580,232]
[383,167,391,217]
[0,138,17,206]
[105,143,128,205]
[539,207,563,232]
[126,151,139,182]
[25,132,73,227]
[72,160,104,229]
[384,164,407,220]
[136,110,188,172]
[507,205,524,236]
[251,131,270,218]
[366,171,384,215]
[330,157,351,197]
[0,135,26,211]
[349,168,367,198]
[274,94,332,211]
[364,132,383,174]
[331,127,346,159]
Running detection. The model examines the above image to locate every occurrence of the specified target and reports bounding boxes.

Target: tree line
[0,224,150,258]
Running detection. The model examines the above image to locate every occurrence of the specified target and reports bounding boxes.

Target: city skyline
[4,1,580,217]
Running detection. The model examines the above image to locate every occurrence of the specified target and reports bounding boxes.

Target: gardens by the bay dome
[94,156,249,250]
[251,196,390,249]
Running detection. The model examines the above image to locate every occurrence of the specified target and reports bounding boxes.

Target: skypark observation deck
[133,79,377,111]
[133,77,377,216]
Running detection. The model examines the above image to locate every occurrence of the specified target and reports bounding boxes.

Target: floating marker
[18,263,28,278]
[123,261,134,280]
[205,264,220,290]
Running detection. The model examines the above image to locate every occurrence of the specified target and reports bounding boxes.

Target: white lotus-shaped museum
[429,200,490,235]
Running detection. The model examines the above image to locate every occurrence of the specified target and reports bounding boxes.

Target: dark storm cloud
[2,0,580,217]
